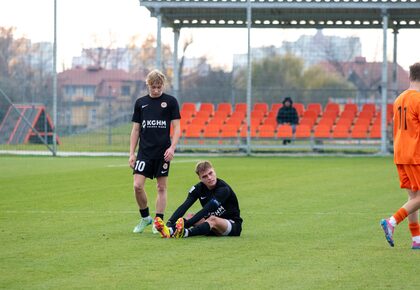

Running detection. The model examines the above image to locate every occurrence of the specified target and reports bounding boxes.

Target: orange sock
[409,223,420,237]
[393,207,408,225]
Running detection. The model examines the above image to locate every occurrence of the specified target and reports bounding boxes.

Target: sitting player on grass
[154,160,243,238]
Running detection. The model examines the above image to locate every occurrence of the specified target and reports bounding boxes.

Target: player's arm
[164,118,180,162]
[129,122,140,168]
[167,190,197,226]
[183,187,230,228]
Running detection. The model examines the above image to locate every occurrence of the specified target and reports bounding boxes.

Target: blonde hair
[195,160,213,176]
[146,69,166,86]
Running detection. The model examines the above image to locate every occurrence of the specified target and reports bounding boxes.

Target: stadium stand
[295,124,312,139]
[332,124,351,139]
[253,103,269,115]
[314,124,332,139]
[306,103,322,116]
[217,103,233,115]
[276,124,293,139]
[258,124,276,138]
[0,104,58,145]
[293,103,305,117]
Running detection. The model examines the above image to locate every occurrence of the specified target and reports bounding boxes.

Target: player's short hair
[146,69,166,86]
[195,160,213,176]
[409,62,420,82]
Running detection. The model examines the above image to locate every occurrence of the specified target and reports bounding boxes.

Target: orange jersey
[393,90,420,164]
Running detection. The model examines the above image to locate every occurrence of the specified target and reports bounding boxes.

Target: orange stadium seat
[258,124,276,138]
[253,103,269,114]
[307,103,322,116]
[293,103,305,117]
[234,103,247,114]
[199,103,215,113]
[294,125,311,139]
[344,103,358,114]
[220,124,240,138]
[212,110,230,120]
[324,103,340,114]
[351,124,369,139]
[299,117,316,129]
[183,125,203,138]
[314,124,332,139]
[276,124,293,139]
[362,103,376,113]
[369,124,382,139]
[181,102,196,112]
[332,124,351,139]
[203,124,221,138]
[217,103,232,115]
[189,117,208,127]
[262,117,277,127]
[317,116,335,127]
[303,110,318,121]
[239,124,258,138]
[195,110,212,119]
[207,116,226,126]
[270,103,282,114]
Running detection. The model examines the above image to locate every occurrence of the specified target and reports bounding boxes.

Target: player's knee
[156,182,167,194]
[206,216,217,227]
[133,182,144,193]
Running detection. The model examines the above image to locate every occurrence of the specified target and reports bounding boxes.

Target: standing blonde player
[380,62,420,249]
[129,69,181,234]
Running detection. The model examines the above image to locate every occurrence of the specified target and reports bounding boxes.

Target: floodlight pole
[380,9,388,155]
[52,0,58,156]
[246,0,252,155]
[173,28,180,101]
[156,8,162,71]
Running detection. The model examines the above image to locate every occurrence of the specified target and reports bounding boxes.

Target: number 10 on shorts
[134,160,145,172]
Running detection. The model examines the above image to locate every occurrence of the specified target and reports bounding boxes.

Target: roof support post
[52,0,58,156]
[173,28,180,101]
[156,8,162,71]
[380,9,389,155]
[246,0,252,155]
[392,28,399,98]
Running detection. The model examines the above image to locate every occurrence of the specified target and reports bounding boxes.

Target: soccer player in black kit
[129,69,181,234]
[154,161,243,238]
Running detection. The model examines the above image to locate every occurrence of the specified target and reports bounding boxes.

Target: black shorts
[132,158,170,179]
[227,220,242,237]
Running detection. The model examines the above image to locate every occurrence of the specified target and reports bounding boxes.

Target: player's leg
[381,165,420,247]
[133,173,152,233]
[155,176,167,217]
[407,189,420,249]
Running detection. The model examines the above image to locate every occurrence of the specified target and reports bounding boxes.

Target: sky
[1,0,419,72]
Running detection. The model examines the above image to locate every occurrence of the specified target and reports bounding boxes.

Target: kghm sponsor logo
[144,120,167,129]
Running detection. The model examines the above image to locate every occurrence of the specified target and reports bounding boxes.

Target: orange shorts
[396,164,420,192]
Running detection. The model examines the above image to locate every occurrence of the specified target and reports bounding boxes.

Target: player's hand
[164,147,175,162]
[129,154,136,168]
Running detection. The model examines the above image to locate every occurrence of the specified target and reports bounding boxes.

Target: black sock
[155,213,164,220]
[139,207,149,218]
[188,222,211,237]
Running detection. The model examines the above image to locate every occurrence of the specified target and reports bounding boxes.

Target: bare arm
[129,122,140,168]
[164,119,181,162]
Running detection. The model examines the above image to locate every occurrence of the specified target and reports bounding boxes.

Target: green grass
[0,156,418,289]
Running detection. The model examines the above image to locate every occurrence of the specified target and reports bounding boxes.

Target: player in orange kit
[380,62,420,249]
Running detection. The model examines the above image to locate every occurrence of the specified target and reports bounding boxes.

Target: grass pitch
[0,156,418,289]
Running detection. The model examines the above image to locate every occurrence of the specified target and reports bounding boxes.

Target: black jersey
[168,178,242,228]
[131,93,180,159]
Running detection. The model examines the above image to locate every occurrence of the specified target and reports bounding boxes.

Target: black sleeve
[167,187,198,226]
[276,108,283,124]
[184,186,230,228]
[131,100,141,123]
[292,108,299,124]
[170,97,181,120]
